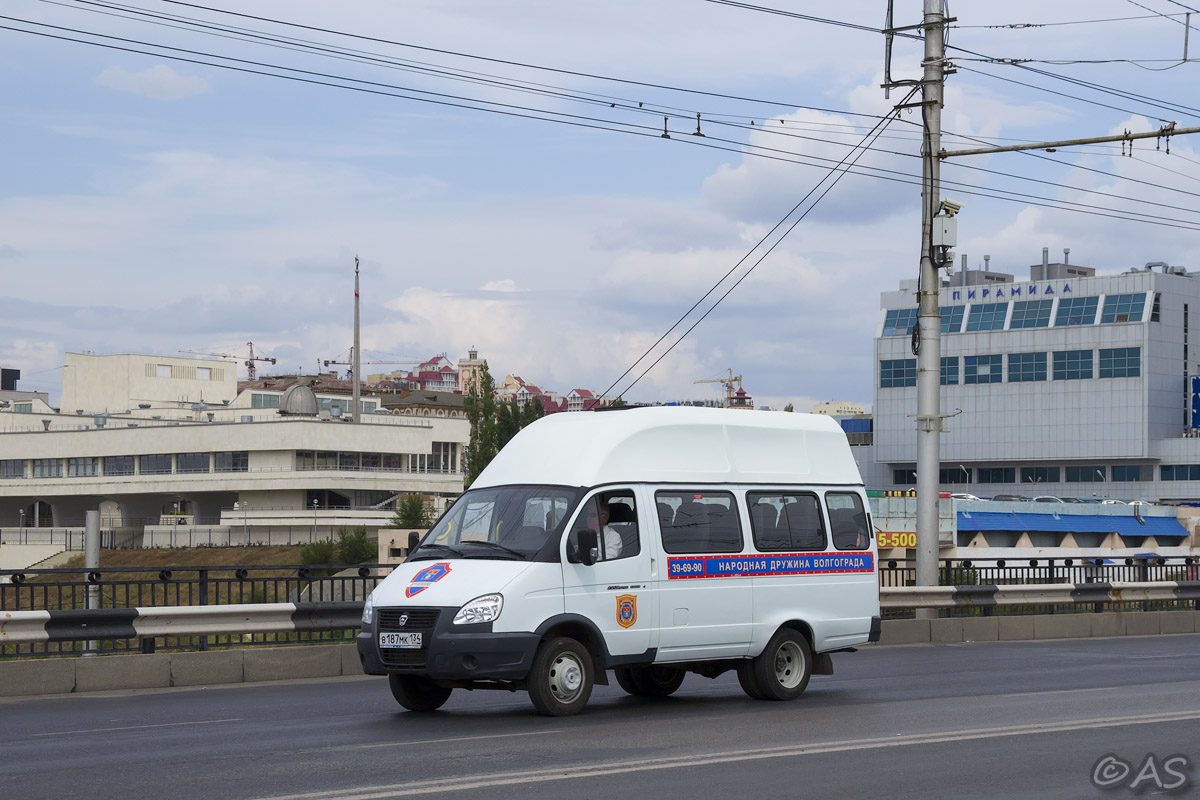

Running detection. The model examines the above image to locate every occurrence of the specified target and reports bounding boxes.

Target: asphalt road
[4,635,1199,800]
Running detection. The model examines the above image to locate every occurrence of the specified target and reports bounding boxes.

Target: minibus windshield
[409,485,582,561]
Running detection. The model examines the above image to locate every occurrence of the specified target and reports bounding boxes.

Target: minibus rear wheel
[614,666,685,697]
[528,636,594,716]
[389,674,453,712]
[749,629,812,701]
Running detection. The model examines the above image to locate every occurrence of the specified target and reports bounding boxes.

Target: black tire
[632,666,686,697]
[736,661,765,700]
[388,674,452,712]
[614,666,686,697]
[614,667,642,695]
[750,629,813,701]
[528,637,593,717]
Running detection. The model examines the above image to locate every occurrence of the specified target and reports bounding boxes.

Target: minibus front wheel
[528,636,594,716]
[748,629,813,701]
[389,674,453,712]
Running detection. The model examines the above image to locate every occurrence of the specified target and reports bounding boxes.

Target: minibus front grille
[377,608,440,670]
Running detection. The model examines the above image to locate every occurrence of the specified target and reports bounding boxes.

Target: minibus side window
[747,492,826,551]
[566,493,640,561]
[825,492,871,551]
[655,490,743,554]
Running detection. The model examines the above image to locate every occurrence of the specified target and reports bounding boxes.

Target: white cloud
[95,65,210,101]
[481,279,519,292]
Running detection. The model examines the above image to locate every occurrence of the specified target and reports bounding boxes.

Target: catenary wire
[7,17,1200,235]
[605,90,919,401]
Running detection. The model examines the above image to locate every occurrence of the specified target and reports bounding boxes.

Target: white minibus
[357,406,880,716]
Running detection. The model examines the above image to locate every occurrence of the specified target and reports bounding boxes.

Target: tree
[783,403,794,413]
[391,493,431,528]
[463,361,545,486]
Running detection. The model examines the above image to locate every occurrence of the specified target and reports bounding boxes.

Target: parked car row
[950,492,1149,506]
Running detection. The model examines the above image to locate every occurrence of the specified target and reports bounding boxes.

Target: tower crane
[322,349,423,382]
[179,342,277,380]
[694,368,743,408]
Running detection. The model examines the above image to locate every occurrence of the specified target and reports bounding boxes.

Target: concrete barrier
[75,653,172,693]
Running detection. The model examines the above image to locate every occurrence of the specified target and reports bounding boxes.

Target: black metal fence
[0,563,392,659]
[880,556,1200,618]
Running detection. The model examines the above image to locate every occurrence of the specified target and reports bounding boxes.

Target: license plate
[378,631,423,649]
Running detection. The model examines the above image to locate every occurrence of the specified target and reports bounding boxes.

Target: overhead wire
[7,15,1200,235]
[603,88,920,401]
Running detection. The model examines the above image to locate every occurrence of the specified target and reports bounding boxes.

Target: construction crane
[694,368,743,408]
[180,342,277,380]
[322,349,423,382]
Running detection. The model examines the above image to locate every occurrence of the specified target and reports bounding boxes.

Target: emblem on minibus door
[616,594,637,628]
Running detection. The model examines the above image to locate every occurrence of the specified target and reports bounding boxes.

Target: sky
[2,0,1199,410]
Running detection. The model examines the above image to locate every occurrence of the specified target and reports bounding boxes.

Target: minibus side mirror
[577,529,599,566]
[407,530,420,554]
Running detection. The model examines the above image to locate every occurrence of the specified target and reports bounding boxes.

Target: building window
[1151,293,1161,322]
[965,303,1008,332]
[155,364,172,377]
[14,402,32,413]
[67,457,99,477]
[939,467,972,484]
[251,393,280,409]
[339,452,361,471]
[1100,293,1147,323]
[883,309,916,335]
[940,356,959,386]
[381,453,404,471]
[964,354,1003,384]
[1055,296,1099,326]
[214,451,249,473]
[977,467,1015,483]
[0,459,26,479]
[178,452,210,473]
[1008,352,1047,382]
[104,456,134,476]
[1053,350,1093,380]
[940,305,965,334]
[139,454,172,475]
[893,469,917,485]
[1111,465,1142,482]
[1009,299,1053,329]
[361,400,377,413]
[1065,466,1106,483]
[1099,347,1140,378]
[1162,465,1200,481]
[196,366,212,381]
[1020,466,1060,484]
[33,458,62,478]
[880,359,916,388]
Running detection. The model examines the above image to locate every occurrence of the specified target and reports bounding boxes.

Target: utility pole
[352,256,361,423]
[913,0,946,607]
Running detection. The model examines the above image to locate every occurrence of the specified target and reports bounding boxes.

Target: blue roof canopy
[957,512,1188,538]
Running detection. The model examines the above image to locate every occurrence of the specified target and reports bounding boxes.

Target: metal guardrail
[2,582,1197,650]
[0,563,389,657]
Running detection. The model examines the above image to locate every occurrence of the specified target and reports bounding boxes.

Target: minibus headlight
[361,592,375,625]
[453,593,503,625]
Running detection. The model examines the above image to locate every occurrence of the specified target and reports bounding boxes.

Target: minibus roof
[472,406,863,489]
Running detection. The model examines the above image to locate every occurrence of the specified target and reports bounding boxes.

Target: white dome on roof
[279,384,318,416]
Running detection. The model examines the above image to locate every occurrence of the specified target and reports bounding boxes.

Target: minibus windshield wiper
[412,542,465,558]
[461,540,527,559]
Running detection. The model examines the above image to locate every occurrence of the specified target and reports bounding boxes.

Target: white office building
[855,252,1200,557]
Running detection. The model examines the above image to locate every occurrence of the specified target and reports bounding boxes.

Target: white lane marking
[1002,686,1125,698]
[254,709,1200,800]
[348,730,561,750]
[32,718,244,737]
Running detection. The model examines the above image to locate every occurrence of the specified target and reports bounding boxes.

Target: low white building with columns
[0,353,468,549]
